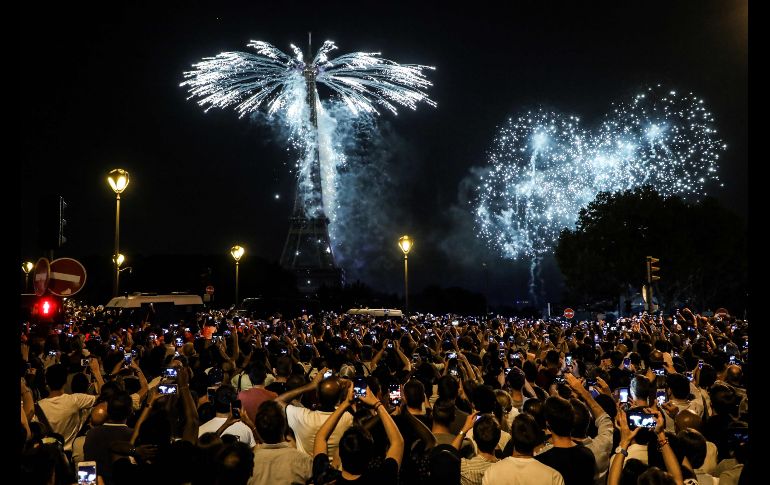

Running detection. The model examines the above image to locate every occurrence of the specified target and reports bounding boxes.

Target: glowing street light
[108,169,130,296]
[231,245,244,306]
[398,235,413,314]
[22,261,34,292]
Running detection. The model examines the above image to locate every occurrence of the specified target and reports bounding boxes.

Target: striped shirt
[461,455,497,485]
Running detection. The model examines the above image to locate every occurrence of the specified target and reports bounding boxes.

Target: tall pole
[235,260,240,307]
[404,254,409,315]
[113,194,121,297]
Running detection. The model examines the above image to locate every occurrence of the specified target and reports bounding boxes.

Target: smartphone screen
[698,359,704,369]
[207,387,217,402]
[565,355,573,366]
[231,399,241,418]
[354,377,367,399]
[447,352,457,360]
[163,367,178,379]
[78,462,97,485]
[627,411,657,430]
[623,358,631,369]
[656,389,666,406]
[159,384,178,395]
[323,370,333,379]
[388,384,401,406]
[124,353,132,365]
[618,387,629,403]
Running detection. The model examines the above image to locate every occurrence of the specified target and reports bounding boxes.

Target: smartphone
[511,352,522,361]
[412,353,420,363]
[729,355,736,365]
[231,399,241,419]
[627,411,657,430]
[653,368,666,376]
[449,367,460,378]
[323,370,333,379]
[589,387,600,399]
[656,389,667,406]
[447,351,458,360]
[207,386,217,402]
[81,358,90,367]
[158,384,178,395]
[698,359,704,369]
[163,367,178,379]
[388,383,401,406]
[618,387,629,403]
[353,377,367,399]
[175,337,184,347]
[623,357,631,369]
[77,461,97,485]
[565,355,573,366]
[498,341,505,349]
[387,342,394,349]
[505,367,512,375]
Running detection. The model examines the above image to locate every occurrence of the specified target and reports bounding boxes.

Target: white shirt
[248,442,313,485]
[610,443,648,468]
[481,456,564,485]
[198,417,257,447]
[285,404,353,456]
[37,393,96,451]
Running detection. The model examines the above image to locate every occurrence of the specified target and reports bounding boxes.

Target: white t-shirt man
[481,456,564,485]
[198,417,257,447]
[37,393,96,451]
[285,404,353,456]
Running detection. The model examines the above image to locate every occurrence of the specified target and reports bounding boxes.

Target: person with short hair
[238,362,278,423]
[198,385,257,447]
[215,441,254,485]
[535,396,596,485]
[452,413,500,485]
[83,391,134,485]
[249,400,313,485]
[481,413,564,485]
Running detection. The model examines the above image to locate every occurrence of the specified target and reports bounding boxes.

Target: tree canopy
[555,186,746,313]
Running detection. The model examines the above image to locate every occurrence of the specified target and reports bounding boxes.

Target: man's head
[666,373,690,400]
[214,442,254,485]
[107,391,134,423]
[317,377,344,411]
[710,384,739,417]
[630,375,653,404]
[254,400,286,444]
[543,396,575,438]
[403,379,425,410]
[544,350,560,369]
[338,426,374,475]
[273,356,293,378]
[437,375,460,401]
[724,365,743,387]
[471,385,497,414]
[473,415,501,454]
[674,410,702,434]
[247,361,268,386]
[214,385,237,414]
[432,399,456,429]
[45,364,67,391]
[90,402,109,426]
[509,413,541,456]
[506,367,526,391]
[570,398,591,439]
[677,429,707,470]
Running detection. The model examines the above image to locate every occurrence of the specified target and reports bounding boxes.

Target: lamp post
[230,245,244,307]
[398,235,413,314]
[108,169,130,297]
[113,254,132,295]
[22,261,33,292]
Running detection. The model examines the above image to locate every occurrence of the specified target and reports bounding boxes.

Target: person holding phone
[82,391,135,484]
[197,386,256,447]
[312,385,404,484]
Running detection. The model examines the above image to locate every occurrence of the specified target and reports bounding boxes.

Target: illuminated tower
[279,35,344,293]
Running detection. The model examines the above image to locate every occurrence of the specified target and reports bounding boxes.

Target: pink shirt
[238,387,278,423]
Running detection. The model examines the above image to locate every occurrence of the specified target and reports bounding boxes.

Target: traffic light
[30,295,63,323]
[646,256,660,283]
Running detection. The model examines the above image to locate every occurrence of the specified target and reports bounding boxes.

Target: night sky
[20,1,747,306]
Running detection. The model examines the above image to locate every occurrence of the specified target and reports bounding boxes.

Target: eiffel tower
[279,34,344,294]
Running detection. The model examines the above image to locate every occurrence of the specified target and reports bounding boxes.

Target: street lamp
[108,169,130,297]
[22,261,34,292]
[398,235,413,314]
[113,253,132,295]
[230,245,244,307]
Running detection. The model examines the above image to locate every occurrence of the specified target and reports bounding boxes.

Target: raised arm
[275,367,327,408]
[314,385,354,456]
[359,387,404,468]
[451,412,478,450]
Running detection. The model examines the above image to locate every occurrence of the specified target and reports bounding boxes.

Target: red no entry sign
[48,258,87,296]
[33,258,50,296]
[564,308,575,319]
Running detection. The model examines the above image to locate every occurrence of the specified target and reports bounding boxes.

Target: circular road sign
[48,258,87,297]
[564,308,575,319]
[33,258,50,296]
[206,285,215,295]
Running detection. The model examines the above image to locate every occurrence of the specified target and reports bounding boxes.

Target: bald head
[91,401,109,426]
[724,365,743,386]
[675,409,702,433]
[318,377,343,411]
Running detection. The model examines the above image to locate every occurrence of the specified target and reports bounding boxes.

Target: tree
[555,186,746,313]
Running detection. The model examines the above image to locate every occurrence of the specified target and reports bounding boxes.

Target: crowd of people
[20,302,750,484]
